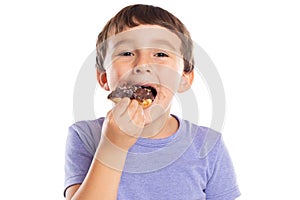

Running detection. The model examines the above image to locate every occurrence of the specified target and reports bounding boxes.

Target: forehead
[106,25,182,54]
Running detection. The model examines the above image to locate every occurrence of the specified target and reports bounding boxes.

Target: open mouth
[134,85,157,101]
[107,84,157,108]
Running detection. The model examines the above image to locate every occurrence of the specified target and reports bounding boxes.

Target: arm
[66,98,145,200]
[66,159,123,200]
[205,135,241,200]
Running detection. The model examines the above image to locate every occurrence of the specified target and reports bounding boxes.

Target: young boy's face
[98,25,193,124]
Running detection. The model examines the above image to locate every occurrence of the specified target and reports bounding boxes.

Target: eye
[154,52,169,57]
[119,52,134,56]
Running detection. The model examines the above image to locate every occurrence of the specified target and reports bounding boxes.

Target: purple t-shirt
[64,116,240,199]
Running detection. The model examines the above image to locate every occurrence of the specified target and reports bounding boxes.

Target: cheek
[160,70,181,92]
[175,57,185,73]
[105,69,120,90]
[106,66,132,89]
[154,62,183,93]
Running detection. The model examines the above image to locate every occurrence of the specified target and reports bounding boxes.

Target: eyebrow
[150,39,178,52]
[111,38,179,53]
[111,39,135,50]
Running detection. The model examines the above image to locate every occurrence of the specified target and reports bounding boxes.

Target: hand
[102,97,145,151]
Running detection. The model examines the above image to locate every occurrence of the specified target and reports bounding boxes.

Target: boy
[64,4,240,200]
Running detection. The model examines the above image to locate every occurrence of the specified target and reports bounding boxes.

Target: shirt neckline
[135,114,184,147]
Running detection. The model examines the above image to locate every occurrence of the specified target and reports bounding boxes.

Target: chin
[143,104,169,124]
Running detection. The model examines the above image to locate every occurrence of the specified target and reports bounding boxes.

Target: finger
[128,106,145,138]
[123,100,139,122]
[112,98,138,134]
[112,97,130,118]
[117,104,145,138]
[131,105,145,128]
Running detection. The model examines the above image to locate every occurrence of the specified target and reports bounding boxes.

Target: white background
[0,0,299,199]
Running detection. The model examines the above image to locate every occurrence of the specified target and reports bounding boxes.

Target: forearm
[70,136,128,200]
[71,159,123,200]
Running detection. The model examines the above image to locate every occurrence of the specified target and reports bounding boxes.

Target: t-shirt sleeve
[205,136,241,200]
[63,126,93,197]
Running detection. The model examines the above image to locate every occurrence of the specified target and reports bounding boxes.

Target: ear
[96,69,110,91]
[177,71,194,93]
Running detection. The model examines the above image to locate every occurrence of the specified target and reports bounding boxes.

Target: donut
[108,85,157,108]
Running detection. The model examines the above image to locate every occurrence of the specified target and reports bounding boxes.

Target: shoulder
[68,117,105,155]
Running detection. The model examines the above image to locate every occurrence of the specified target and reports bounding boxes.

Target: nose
[133,64,152,74]
[133,50,152,74]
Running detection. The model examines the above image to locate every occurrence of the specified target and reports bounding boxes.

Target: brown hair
[96,4,194,73]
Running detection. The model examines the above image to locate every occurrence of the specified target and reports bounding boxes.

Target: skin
[66,25,194,200]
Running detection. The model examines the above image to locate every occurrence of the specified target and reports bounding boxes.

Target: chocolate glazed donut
[108,85,157,108]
